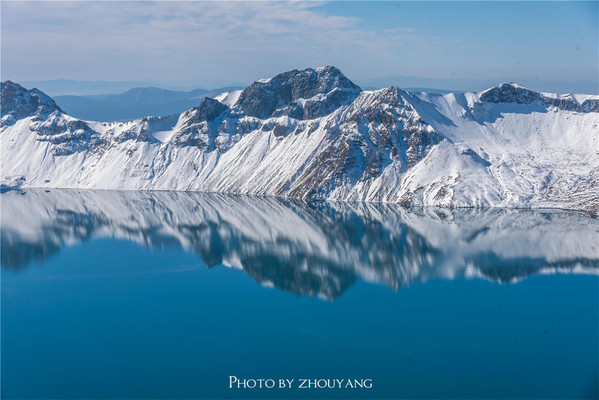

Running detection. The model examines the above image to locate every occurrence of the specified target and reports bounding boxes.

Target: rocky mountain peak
[183,97,228,123]
[479,82,542,104]
[1,81,63,126]
[233,66,362,119]
[478,82,599,112]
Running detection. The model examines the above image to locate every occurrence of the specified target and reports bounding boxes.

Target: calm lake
[1,189,598,399]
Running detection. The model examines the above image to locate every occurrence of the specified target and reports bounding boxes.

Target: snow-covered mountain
[2,189,597,299]
[2,66,598,213]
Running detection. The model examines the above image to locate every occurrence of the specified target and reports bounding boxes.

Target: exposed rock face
[480,83,543,104]
[1,81,63,127]
[186,97,229,122]
[1,68,597,213]
[578,98,599,112]
[32,114,101,156]
[1,81,100,155]
[233,66,362,119]
[283,87,441,200]
[479,82,599,112]
[173,98,234,150]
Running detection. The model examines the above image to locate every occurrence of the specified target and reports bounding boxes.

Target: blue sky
[1,1,597,90]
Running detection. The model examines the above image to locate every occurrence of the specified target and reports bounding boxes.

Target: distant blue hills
[52,86,242,122]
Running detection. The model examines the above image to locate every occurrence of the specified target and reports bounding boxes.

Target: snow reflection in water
[1,188,597,299]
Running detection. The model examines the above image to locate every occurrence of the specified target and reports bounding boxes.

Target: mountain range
[53,86,243,122]
[1,66,598,214]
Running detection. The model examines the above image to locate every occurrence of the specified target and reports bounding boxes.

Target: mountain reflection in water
[1,189,597,299]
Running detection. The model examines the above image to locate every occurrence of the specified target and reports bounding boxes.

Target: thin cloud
[0,1,426,82]
[3,1,593,86]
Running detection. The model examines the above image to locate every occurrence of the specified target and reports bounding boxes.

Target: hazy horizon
[13,70,599,97]
[2,1,597,94]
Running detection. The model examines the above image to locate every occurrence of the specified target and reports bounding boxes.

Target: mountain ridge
[1,81,64,125]
[1,66,598,214]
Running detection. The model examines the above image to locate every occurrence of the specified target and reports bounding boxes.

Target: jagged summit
[232,65,362,119]
[478,81,599,112]
[184,97,228,122]
[480,82,542,104]
[1,81,63,126]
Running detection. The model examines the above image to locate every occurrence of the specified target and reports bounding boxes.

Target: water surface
[2,189,598,399]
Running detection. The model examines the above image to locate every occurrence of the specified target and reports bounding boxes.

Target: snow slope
[1,68,598,213]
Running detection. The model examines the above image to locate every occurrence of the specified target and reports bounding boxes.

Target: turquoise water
[2,190,598,399]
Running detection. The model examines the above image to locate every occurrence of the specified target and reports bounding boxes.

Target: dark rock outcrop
[480,83,543,105]
[233,66,361,120]
[480,82,599,113]
[173,98,230,149]
[186,97,229,122]
[1,81,63,126]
